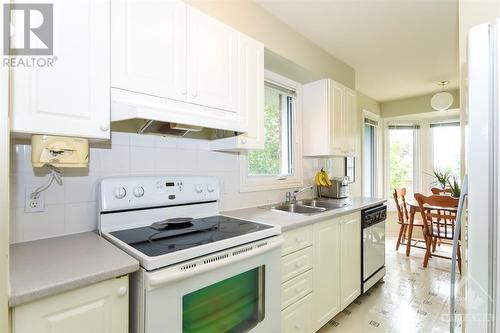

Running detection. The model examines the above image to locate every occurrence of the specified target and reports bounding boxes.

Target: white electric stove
[98,175,282,333]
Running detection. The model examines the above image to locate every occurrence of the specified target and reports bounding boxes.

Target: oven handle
[146,237,284,290]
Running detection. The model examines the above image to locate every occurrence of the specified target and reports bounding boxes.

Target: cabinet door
[281,293,313,333]
[234,34,264,149]
[111,0,187,101]
[187,7,239,112]
[12,277,128,333]
[313,217,341,330]
[10,0,110,139]
[329,80,345,154]
[343,88,357,155]
[209,34,264,151]
[340,213,362,309]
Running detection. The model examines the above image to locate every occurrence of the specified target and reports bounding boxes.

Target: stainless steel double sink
[263,198,350,215]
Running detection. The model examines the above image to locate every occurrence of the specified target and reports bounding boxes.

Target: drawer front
[281,293,313,333]
[282,270,313,310]
[282,226,313,256]
[282,247,313,283]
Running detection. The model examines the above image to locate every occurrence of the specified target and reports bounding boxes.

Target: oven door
[142,237,283,333]
[363,220,386,281]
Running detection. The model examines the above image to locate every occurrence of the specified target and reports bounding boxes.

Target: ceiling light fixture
[430,81,453,111]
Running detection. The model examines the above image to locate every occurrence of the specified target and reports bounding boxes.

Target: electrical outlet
[25,187,45,213]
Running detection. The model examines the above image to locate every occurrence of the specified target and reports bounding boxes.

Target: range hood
[138,121,203,137]
[110,88,246,138]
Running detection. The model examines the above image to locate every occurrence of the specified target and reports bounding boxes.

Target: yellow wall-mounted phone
[31,135,89,168]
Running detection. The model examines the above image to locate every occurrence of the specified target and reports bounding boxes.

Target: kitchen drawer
[282,269,313,310]
[281,293,313,333]
[282,225,313,256]
[282,246,313,283]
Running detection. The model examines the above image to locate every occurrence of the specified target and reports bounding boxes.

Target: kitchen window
[363,117,378,197]
[431,121,461,178]
[240,71,302,192]
[386,124,420,201]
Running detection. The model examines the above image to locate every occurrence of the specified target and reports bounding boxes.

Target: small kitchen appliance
[318,176,350,199]
[98,175,282,333]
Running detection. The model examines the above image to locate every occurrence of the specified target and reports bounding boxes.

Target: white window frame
[383,109,461,208]
[239,70,303,192]
[384,120,422,208]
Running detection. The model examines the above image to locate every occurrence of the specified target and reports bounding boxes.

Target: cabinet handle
[295,287,303,293]
[181,89,187,95]
[100,124,109,131]
[191,91,198,97]
[294,324,303,330]
[117,286,127,297]
[295,262,303,268]
[295,236,305,243]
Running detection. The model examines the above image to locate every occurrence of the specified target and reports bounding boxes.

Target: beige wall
[380,89,460,118]
[358,91,381,116]
[185,0,355,88]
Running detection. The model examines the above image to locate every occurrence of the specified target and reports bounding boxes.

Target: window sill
[239,177,303,193]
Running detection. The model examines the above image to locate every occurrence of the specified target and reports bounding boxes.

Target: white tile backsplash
[9,133,324,243]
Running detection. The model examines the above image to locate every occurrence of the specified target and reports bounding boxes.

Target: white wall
[1,28,10,332]
[9,132,335,243]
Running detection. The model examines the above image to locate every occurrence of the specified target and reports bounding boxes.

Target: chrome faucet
[286,186,313,203]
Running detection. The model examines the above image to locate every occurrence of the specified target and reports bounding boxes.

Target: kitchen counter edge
[222,197,386,232]
[9,231,139,307]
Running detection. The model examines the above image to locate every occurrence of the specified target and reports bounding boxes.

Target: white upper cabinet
[10,0,110,140]
[111,0,187,101]
[187,7,239,112]
[210,36,264,151]
[111,0,262,134]
[303,79,357,156]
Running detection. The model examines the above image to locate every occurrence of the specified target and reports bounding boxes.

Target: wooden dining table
[404,199,458,256]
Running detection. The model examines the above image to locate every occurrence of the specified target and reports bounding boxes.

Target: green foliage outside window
[248,87,282,176]
[389,131,413,196]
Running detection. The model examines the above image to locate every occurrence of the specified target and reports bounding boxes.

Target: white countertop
[222,197,386,231]
[9,232,139,307]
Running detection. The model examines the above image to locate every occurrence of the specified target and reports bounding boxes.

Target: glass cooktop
[110,215,273,257]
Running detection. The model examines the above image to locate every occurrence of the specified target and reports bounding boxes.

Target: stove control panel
[99,175,219,212]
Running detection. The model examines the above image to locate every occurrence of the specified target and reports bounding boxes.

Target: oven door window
[182,266,265,333]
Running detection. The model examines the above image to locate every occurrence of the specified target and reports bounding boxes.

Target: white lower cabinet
[12,276,129,333]
[312,217,341,330]
[340,212,362,309]
[282,293,314,333]
[280,212,362,333]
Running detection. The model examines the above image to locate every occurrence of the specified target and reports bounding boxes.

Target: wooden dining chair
[393,188,425,252]
[414,193,461,273]
[430,187,453,195]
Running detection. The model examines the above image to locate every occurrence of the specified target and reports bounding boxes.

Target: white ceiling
[255,0,459,102]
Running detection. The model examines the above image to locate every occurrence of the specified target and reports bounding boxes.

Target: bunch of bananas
[314,168,332,187]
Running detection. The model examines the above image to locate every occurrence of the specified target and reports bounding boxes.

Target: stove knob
[207,184,215,193]
[113,187,127,199]
[195,184,204,193]
[133,186,144,198]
